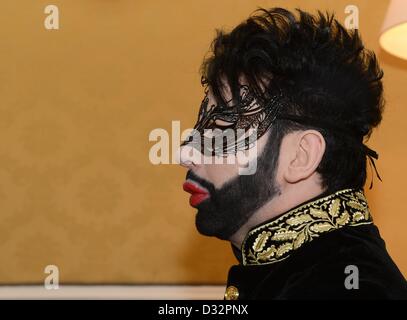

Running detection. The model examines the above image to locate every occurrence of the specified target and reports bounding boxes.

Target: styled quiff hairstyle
[201,7,384,192]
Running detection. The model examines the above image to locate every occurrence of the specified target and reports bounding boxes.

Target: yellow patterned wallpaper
[0,0,405,284]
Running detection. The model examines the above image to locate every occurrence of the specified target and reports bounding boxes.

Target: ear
[284,130,326,183]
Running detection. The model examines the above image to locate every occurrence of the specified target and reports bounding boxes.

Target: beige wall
[0,0,405,284]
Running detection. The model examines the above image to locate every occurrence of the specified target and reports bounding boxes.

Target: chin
[195,209,231,240]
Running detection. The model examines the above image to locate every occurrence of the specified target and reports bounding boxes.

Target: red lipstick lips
[183,179,210,207]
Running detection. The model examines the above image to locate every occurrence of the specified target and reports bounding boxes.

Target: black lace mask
[180,81,382,188]
[180,83,285,157]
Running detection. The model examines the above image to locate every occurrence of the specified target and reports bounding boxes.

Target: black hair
[200,7,384,192]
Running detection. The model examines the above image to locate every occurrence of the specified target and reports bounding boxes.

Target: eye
[214,118,235,127]
[214,110,239,123]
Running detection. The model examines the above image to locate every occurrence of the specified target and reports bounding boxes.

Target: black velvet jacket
[224,188,407,300]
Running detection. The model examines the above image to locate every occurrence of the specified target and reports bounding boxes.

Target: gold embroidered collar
[241,188,373,266]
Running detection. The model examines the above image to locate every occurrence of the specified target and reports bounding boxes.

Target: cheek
[204,161,241,189]
[198,133,271,189]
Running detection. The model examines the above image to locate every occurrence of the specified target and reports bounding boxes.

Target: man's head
[180,7,384,241]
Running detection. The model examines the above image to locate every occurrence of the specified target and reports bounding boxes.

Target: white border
[0,285,225,300]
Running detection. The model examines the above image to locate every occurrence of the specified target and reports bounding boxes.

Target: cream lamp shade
[380,0,407,60]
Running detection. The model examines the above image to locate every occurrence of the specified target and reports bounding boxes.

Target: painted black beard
[186,133,281,240]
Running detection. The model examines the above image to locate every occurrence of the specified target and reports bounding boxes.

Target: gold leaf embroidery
[242,189,373,266]
[310,222,334,233]
[276,243,293,257]
[252,231,271,252]
[247,250,256,262]
[355,191,367,202]
[257,245,277,261]
[336,210,350,226]
[347,200,365,211]
[293,230,306,250]
[286,214,313,226]
[309,208,329,219]
[364,207,370,220]
[353,211,365,222]
[329,198,341,217]
[271,230,298,241]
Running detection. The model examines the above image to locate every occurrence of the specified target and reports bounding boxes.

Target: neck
[229,180,326,249]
